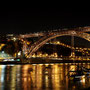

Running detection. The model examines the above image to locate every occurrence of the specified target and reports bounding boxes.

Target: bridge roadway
[19,26,90,38]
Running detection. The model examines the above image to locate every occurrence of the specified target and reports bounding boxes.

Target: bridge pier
[71,35,75,58]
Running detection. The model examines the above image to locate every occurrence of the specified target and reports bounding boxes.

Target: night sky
[0,7,90,34]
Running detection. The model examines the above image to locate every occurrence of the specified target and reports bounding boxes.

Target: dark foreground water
[0,63,90,90]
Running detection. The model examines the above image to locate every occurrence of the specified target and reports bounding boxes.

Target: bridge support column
[71,35,75,58]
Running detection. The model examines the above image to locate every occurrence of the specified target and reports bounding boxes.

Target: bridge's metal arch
[26,31,90,58]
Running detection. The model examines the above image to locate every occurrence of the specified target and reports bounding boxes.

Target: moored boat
[68,65,85,81]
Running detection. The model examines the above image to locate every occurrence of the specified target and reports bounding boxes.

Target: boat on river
[69,70,85,81]
[68,65,85,81]
[82,67,90,77]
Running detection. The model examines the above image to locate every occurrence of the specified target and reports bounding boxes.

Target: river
[0,63,90,90]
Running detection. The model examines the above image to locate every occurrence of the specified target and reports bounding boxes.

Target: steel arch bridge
[20,27,90,58]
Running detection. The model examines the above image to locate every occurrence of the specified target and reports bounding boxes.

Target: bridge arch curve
[26,31,90,58]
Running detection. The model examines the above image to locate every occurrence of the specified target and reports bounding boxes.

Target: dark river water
[0,63,90,90]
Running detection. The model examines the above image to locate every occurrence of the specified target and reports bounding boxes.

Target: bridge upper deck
[19,26,90,38]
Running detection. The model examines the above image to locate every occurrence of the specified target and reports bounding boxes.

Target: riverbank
[29,58,90,64]
[0,58,90,64]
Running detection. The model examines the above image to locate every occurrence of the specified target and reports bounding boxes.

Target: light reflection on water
[0,63,90,90]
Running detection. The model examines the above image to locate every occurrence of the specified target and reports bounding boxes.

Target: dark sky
[0,7,90,34]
